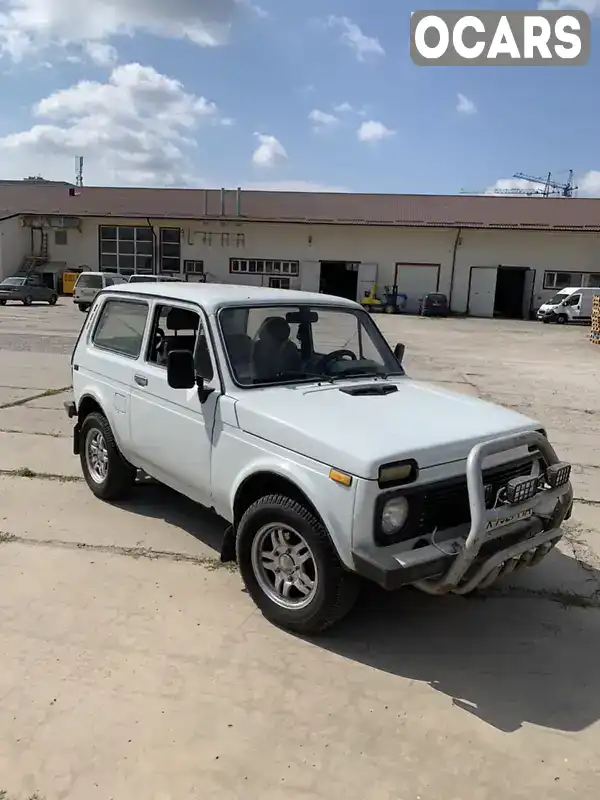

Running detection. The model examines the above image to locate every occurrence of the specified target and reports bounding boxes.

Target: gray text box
[410,10,590,66]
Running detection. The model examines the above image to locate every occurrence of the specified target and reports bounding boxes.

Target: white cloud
[83,41,118,66]
[252,133,287,168]
[241,180,350,193]
[577,171,600,196]
[538,0,599,12]
[327,16,385,61]
[0,0,263,63]
[357,119,395,143]
[308,108,339,131]
[456,93,476,115]
[334,102,353,113]
[483,178,550,196]
[0,62,226,186]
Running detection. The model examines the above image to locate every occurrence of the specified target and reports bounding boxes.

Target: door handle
[134,374,148,387]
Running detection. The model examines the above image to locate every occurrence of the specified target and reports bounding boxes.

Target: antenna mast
[75,156,84,188]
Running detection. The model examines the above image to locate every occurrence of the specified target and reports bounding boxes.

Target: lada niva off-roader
[65,283,573,634]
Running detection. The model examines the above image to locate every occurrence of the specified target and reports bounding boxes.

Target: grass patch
[0,467,82,483]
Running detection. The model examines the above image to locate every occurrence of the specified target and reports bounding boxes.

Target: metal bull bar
[415,431,573,596]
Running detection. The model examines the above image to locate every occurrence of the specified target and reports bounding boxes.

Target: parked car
[537,286,600,325]
[419,292,449,317]
[127,274,184,284]
[0,275,58,306]
[73,272,128,312]
[64,283,573,634]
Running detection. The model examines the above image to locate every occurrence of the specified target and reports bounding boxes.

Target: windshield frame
[1,277,25,286]
[216,301,405,390]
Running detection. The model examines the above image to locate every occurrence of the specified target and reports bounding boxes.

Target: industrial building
[1,183,600,317]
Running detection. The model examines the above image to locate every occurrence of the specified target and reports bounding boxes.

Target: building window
[184,260,204,275]
[92,299,149,358]
[55,229,68,246]
[99,226,154,275]
[159,228,181,273]
[230,259,299,276]
[268,277,291,289]
[587,273,600,286]
[543,271,583,290]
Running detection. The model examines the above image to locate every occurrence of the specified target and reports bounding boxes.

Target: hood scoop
[339,383,398,397]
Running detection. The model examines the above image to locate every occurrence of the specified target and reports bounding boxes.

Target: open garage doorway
[494,266,534,319]
[319,261,359,300]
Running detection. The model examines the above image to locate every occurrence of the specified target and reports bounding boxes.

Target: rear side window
[92,299,149,358]
[76,274,103,289]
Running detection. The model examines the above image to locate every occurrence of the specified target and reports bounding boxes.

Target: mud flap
[220,525,236,563]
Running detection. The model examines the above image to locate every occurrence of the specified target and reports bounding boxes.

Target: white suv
[65,283,573,634]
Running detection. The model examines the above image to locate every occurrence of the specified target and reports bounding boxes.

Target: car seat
[253,316,302,380]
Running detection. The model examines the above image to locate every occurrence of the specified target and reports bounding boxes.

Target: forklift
[381,265,407,314]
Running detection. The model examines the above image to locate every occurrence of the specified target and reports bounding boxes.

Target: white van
[537,286,600,325]
[73,272,128,312]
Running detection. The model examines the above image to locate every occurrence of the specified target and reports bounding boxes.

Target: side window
[105,277,114,287]
[146,304,214,381]
[92,299,149,358]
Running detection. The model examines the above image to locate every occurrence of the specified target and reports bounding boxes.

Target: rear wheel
[79,412,136,501]
[48,293,58,305]
[236,494,359,635]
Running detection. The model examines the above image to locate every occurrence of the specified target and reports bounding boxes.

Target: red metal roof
[1,184,600,231]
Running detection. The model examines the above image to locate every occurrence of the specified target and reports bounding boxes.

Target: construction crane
[513,170,577,197]
[461,169,578,198]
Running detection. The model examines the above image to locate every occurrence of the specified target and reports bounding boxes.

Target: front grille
[416,457,536,536]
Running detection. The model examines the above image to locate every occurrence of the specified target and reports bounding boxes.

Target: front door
[128,301,218,506]
[468,267,498,317]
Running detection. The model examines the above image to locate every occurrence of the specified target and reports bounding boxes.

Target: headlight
[381,496,409,535]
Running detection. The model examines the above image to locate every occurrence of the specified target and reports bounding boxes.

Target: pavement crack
[0,532,237,571]
[0,428,67,438]
[0,386,71,410]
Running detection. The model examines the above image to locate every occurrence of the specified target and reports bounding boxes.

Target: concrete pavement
[0,301,599,799]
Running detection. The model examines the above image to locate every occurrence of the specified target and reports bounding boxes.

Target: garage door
[395,264,440,313]
[468,267,498,317]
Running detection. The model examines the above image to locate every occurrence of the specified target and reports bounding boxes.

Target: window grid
[99,226,154,275]
[230,259,299,276]
[159,227,181,273]
[184,260,204,274]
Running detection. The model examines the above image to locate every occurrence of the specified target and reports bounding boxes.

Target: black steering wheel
[321,349,357,370]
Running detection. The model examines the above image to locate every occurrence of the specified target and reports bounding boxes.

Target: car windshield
[546,292,569,306]
[1,277,25,286]
[218,304,403,387]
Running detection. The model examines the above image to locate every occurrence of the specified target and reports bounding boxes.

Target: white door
[128,302,217,506]
[522,269,535,319]
[300,261,321,292]
[357,262,378,302]
[394,264,439,313]
[469,267,498,317]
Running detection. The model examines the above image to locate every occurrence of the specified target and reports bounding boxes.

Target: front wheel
[236,494,360,635]
[22,295,33,306]
[48,293,58,305]
[79,412,136,501]
[556,314,568,325]
[0,300,5,306]
[77,303,89,313]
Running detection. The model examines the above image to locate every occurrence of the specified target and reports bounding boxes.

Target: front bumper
[352,431,573,594]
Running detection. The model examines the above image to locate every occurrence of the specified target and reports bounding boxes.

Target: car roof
[103,281,362,311]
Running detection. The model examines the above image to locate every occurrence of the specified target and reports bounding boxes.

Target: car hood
[233,378,539,478]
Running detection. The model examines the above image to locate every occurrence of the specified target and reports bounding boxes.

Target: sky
[0,0,598,196]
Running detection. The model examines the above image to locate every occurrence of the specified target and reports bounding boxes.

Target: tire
[48,293,58,305]
[22,295,33,306]
[79,412,136,501]
[0,300,5,306]
[236,494,360,635]
[556,314,568,325]
[77,303,89,313]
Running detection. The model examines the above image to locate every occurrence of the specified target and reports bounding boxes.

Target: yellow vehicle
[360,283,383,312]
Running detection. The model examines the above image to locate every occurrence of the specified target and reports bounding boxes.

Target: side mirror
[394,342,405,365]
[167,349,196,389]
